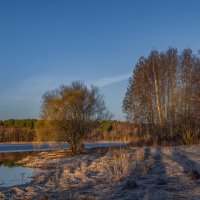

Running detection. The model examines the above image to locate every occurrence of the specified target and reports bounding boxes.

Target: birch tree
[123,48,200,140]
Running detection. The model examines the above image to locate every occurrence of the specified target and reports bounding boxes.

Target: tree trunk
[70,139,84,155]
[153,61,162,125]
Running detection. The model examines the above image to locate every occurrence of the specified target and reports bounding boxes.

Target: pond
[0,165,40,187]
[0,152,41,187]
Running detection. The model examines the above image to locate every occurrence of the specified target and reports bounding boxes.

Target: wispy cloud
[93,73,130,87]
[0,73,130,119]
[0,73,130,103]
[0,74,77,102]
[0,74,77,119]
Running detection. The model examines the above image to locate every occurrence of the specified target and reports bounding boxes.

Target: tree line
[0,119,36,142]
[0,119,37,129]
[0,118,135,143]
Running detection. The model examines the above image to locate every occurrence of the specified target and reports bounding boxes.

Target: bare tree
[38,81,110,154]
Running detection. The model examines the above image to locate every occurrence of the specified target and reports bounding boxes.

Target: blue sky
[0,0,200,120]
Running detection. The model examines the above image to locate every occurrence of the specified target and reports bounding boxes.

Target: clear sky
[0,0,200,120]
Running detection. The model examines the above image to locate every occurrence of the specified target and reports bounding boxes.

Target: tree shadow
[102,146,169,200]
[151,147,200,200]
[170,149,200,177]
[140,147,168,200]
[144,146,151,161]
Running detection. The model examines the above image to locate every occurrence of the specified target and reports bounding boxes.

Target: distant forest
[0,119,37,142]
[0,119,136,143]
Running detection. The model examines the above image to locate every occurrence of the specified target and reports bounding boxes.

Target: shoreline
[0,140,129,144]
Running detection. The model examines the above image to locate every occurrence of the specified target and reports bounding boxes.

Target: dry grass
[106,148,130,182]
[182,124,199,145]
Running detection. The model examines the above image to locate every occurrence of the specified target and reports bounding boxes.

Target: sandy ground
[1,145,200,200]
